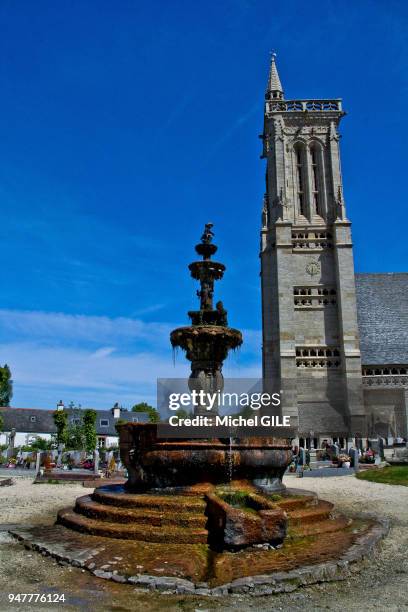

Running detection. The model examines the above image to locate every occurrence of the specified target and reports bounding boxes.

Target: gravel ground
[0,474,407,611]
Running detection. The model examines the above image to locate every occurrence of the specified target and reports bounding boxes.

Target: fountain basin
[118,423,293,491]
[170,325,242,363]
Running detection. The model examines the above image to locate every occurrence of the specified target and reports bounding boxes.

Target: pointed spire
[266,52,284,100]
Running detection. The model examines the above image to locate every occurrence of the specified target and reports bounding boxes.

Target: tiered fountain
[117,224,293,491]
[12,225,385,594]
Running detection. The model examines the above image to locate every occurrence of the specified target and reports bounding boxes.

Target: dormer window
[100,419,109,427]
[30,415,37,422]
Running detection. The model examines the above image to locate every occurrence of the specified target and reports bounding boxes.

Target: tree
[132,402,160,423]
[83,409,97,452]
[0,365,12,406]
[30,437,52,451]
[65,422,85,450]
[173,408,190,419]
[53,410,68,446]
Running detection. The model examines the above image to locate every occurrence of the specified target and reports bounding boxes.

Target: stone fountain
[118,224,293,492]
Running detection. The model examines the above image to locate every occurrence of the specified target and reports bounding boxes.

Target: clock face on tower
[306,260,320,278]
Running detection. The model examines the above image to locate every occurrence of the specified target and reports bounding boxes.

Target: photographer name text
[168,414,291,427]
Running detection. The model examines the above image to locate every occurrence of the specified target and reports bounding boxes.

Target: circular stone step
[276,495,317,511]
[289,515,351,538]
[92,485,206,511]
[75,495,207,528]
[286,500,334,525]
[57,508,209,543]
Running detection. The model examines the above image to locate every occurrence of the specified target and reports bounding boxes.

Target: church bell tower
[260,54,366,441]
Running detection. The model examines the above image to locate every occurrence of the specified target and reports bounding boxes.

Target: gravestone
[93,450,99,475]
[57,443,64,468]
[350,448,359,472]
[379,437,385,461]
[369,439,380,453]
[7,428,16,459]
[35,452,42,476]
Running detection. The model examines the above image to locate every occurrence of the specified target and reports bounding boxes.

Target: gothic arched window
[310,143,323,216]
[294,144,306,216]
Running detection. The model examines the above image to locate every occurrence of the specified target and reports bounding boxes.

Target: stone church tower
[260,55,367,442]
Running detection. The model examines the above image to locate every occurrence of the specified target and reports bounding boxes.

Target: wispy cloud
[131,303,166,317]
[200,100,260,166]
[0,309,174,349]
[0,308,261,409]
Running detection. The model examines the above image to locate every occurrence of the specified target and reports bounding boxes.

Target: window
[100,419,109,427]
[30,415,37,422]
[71,418,80,425]
[310,144,322,216]
[294,145,306,216]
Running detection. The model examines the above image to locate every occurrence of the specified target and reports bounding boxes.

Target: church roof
[355,273,408,365]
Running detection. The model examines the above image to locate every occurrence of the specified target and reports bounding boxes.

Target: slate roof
[355,273,408,365]
[0,407,56,434]
[0,407,150,436]
[65,408,149,436]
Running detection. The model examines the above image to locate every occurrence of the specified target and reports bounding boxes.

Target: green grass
[356,465,408,486]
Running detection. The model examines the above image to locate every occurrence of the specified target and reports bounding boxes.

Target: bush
[131,402,160,423]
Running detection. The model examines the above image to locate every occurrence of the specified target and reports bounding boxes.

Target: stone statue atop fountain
[201,222,214,244]
[197,281,213,311]
[216,301,228,326]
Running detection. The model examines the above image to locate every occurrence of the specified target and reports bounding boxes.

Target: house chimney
[112,402,121,419]
[57,400,64,411]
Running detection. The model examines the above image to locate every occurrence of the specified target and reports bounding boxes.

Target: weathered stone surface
[8,515,389,596]
[206,491,287,548]
[111,574,127,583]
[93,569,112,579]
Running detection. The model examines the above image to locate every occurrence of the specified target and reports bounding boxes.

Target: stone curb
[9,519,389,597]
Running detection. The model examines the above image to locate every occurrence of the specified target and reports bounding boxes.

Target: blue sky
[0,0,407,408]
